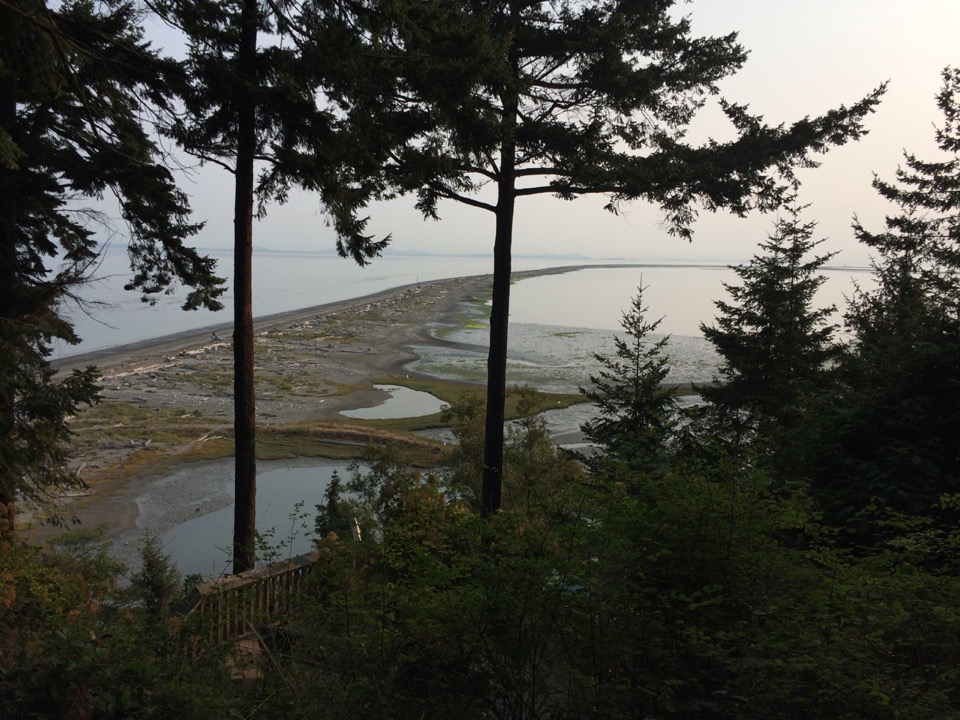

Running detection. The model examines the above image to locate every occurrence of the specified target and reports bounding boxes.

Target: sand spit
[33,266,589,551]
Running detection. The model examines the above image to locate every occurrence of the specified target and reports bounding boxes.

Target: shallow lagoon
[161,464,349,578]
[342,384,448,420]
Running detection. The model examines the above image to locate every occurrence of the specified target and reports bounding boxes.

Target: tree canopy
[0,0,224,526]
[152,0,396,571]
[346,0,884,515]
[699,204,838,456]
[806,68,960,527]
[580,286,677,477]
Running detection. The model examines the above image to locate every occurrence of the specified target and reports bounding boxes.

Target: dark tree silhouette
[700,204,838,457]
[362,0,884,515]
[581,286,677,477]
[0,0,224,529]
[154,0,389,571]
[809,68,960,525]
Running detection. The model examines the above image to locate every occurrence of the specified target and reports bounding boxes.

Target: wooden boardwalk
[188,550,321,675]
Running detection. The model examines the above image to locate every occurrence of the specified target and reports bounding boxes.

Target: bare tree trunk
[481,49,519,517]
[232,0,258,574]
[0,74,17,533]
[480,193,515,517]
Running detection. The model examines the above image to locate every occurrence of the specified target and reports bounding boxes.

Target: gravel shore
[35,272,507,551]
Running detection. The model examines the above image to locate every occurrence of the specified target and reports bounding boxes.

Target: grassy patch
[350,376,586,433]
[174,369,232,389]
[256,422,449,467]
[71,401,221,447]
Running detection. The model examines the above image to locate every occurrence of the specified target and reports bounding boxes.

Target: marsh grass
[353,376,585,432]
[68,351,585,494]
[71,402,220,446]
[256,422,447,466]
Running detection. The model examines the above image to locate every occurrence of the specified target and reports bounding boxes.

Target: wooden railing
[191,551,321,645]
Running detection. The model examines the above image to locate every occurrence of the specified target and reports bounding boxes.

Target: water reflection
[341,384,447,419]
[163,464,350,579]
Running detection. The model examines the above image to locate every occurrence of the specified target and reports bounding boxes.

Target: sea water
[58,245,868,361]
[55,246,581,357]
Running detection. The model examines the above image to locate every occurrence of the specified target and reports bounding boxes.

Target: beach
[39,270,515,549]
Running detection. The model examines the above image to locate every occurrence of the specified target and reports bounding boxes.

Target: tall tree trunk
[232,0,258,574]
[480,185,516,517]
[480,34,519,516]
[0,75,16,532]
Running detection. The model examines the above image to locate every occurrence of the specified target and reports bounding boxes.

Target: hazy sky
[167,1,960,266]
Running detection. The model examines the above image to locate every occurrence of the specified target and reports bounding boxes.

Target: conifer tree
[153,0,388,572]
[700,204,838,452]
[581,287,677,476]
[0,0,224,528]
[810,68,960,524]
[357,0,884,516]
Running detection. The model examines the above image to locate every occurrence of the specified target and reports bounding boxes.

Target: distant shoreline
[54,260,872,369]
[52,263,594,372]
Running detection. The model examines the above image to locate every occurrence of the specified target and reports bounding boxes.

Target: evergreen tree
[0,0,224,528]
[314,470,354,540]
[809,68,960,526]
[699,204,838,456]
[358,0,884,515]
[580,286,677,476]
[154,0,388,572]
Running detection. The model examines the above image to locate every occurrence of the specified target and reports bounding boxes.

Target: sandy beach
[38,270,516,551]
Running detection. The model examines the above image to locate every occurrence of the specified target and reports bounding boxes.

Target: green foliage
[692,204,840,486]
[313,469,355,541]
[580,286,678,477]
[805,69,960,529]
[128,534,183,631]
[0,529,236,718]
[247,412,960,719]
[6,377,960,718]
[440,393,487,509]
[0,0,224,523]
[701,204,838,430]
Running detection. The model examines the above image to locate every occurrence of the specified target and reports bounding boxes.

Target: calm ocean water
[59,246,868,361]
[58,246,527,357]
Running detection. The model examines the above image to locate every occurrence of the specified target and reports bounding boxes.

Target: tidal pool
[162,463,351,579]
[341,384,447,419]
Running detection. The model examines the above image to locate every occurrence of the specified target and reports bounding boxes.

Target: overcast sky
[167,1,960,266]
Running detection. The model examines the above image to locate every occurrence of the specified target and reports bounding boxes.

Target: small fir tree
[581,286,677,476]
[699,204,838,454]
[314,470,355,541]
